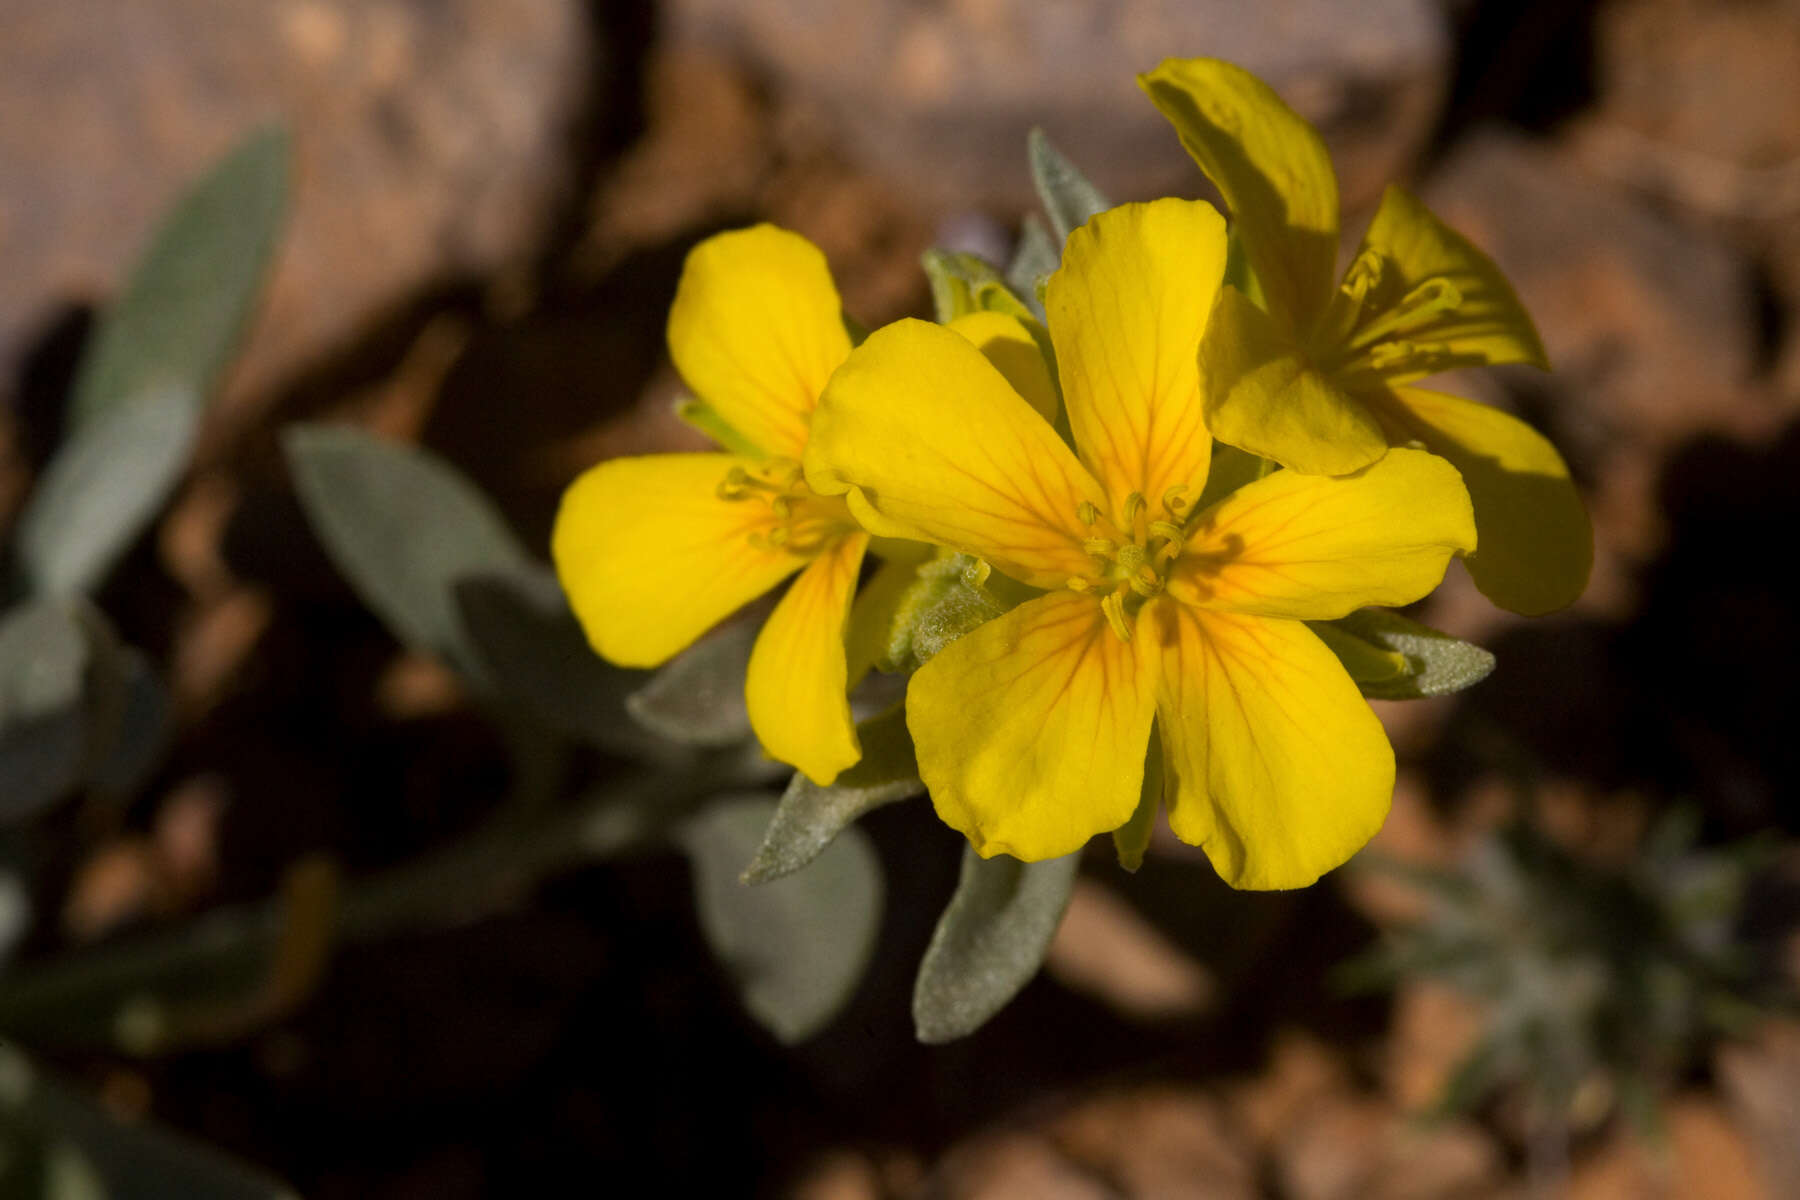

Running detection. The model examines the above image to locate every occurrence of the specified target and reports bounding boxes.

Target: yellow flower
[552,225,871,785]
[1140,57,1590,616]
[805,199,1476,888]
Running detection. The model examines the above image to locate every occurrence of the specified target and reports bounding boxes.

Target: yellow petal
[805,318,1104,590]
[1201,285,1389,475]
[746,531,870,784]
[1388,387,1591,615]
[1046,199,1226,514]
[1149,604,1393,890]
[1139,57,1339,332]
[948,310,1060,424]
[1347,185,1548,381]
[552,453,806,667]
[909,592,1158,861]
[666,225,852,460]
[1173,447,1475,619]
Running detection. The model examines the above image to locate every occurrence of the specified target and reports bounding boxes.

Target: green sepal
[1194,441,1277,512]
[1308,608,1496,700]
[913,847,1080,1043]
[921,249,1037,325]
[1027,127,1109,243]
[1112,731,1161,872]
[878,551,1033,674]
[672,395,762,457]
[741,702,921,884]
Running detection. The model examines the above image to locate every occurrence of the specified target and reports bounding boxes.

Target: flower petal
[1387,387,1591,615]
[1046,198,1226,514]
[666,225,852,460]
[552,453,805,667]
[1139,57,1339,332]
[805,318,1104,590]
[948,310,1060,424]
[746,531,870,784]
[1201,285,1389,476]
[1350,185,1548,381]
[909,592,1158,861]
[1149,604,1393,890]
[1173,447,1475,619]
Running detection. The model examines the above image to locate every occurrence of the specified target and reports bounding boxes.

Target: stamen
[1160,486,1189,518]
[1313,248,1388,348]
[1362,339,1456,376]
[1100,590,1133,642]
[716,466,754,500]
[1077,500,1101,526]
[1148,520,1184,543]
[1082,536,1116,558]
[1344,275,1464,351]
[962,558,992,590]
[1128,568,1163,598]
[769,495,794,519]
[1066,577,1092,593]
[1123,492,1147,524]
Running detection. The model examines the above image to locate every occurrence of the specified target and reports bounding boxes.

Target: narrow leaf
[1028,128,1110,243]
[679,795,882,1044]
[283,425,536,683]
[1309,608,1497,699]
[14,383,200,596]
[70,126,290,431]
[624,616,760,746]
[742,704,921,884]
[913,848,1080,1043]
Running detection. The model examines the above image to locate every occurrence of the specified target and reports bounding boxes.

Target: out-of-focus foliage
[1343,811,1791,1137]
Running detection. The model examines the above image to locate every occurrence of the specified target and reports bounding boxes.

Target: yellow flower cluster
[552,58,1591,890]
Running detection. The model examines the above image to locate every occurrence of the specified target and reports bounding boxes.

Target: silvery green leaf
[454,569,658,759]
[678,795,882,1044]
[1028,127,1109,243]
[625,616,760,746]
[69,127,289,432]
[741,704,921,884]
[913,848,1079,1043]
[283,425,536,685]
[1309,608,1496,699]
[1004,214,1059,316]
[0,600,92,824]
[14,382,199,596]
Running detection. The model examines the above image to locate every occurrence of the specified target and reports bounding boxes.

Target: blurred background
[3,0,1800,1196]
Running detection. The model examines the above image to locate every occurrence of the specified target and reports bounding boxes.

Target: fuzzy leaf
[913,848,1079,1043]
[1028,128,1110,243]
[14,383,199,596]
[283,426,536,684]
[742,704,920,884]
[1309,608,1496,699]
[624,616,760,746]
[69,127,289,432]
[679,795,882,1044]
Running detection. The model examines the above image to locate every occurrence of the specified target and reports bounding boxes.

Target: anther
[1082,537,1115,558]
[1077,500,1101,526]
[1148,519,1184,544]
[1066,577,1092,593]
[1161,486,1189,517]
[962,558,992,590]
[1128,570,1163,598]
[1123,492,1147,524]
[770,495,794,519]
[1100,591,1133,642]
[1344,274,1466,352]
